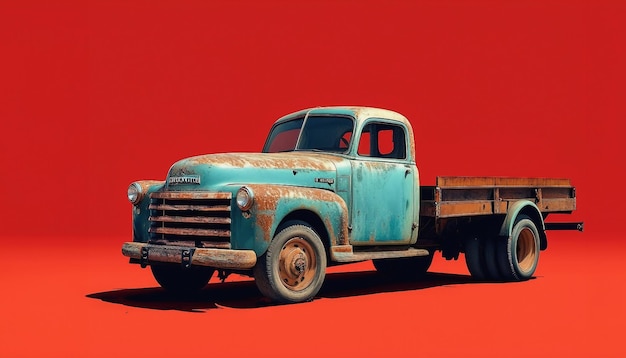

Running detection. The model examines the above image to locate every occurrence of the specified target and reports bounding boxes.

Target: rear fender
[499,200,548,250]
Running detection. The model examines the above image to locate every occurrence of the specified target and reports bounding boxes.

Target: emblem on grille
[168,175,201,185]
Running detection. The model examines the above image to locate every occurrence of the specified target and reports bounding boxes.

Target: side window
[339,132,352,150]
[357,129,371,156]
[377,128,395,156]
[357,122,406,159]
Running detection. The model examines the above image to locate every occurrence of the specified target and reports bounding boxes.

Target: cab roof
[274,106,411,127]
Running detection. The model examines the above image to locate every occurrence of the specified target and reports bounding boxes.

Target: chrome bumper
[122,242,257,270]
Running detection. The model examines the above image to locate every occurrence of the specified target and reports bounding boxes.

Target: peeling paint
[135,180,165,193]
[256,213,274,242]
[243,184,350,247]
[185,152,342,171]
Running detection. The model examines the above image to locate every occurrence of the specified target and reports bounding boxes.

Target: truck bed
[420,176,576,218]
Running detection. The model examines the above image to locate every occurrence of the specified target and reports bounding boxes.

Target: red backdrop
[2,0,619,239]
[1,1,624,357]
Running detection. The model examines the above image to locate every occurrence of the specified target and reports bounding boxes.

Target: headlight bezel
[236,186,254,211]
[127,182,144,205]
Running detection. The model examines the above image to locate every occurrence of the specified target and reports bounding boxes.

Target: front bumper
[122,242,257,270]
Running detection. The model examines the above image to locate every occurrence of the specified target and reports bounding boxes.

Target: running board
[330,246,430,263]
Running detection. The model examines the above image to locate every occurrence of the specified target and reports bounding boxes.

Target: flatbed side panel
[419,177,576,218]
[438,200,494,217]
[436,176,572,188]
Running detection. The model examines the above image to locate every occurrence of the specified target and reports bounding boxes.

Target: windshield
[263,115,354,153]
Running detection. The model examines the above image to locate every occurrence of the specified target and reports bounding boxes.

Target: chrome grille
[148,191,232,248]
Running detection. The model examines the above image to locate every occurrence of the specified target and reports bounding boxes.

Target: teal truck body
[122,106,582,303]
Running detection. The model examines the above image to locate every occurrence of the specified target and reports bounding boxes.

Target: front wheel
[150,264,214,293]
[254,224,327,303]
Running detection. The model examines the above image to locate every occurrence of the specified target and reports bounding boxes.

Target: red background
[1,1,624,357]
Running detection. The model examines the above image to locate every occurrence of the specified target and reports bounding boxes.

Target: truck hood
[165,152,344,191]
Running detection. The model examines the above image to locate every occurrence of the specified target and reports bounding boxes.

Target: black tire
[373,254,433,280]
[253,224,327,303]
[464,236,487,281]
[150,264,214,293]
[483,237,503,281]
[496,215,540,281]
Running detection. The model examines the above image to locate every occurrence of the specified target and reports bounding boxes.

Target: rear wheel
[483,237,503,281]
[254,224,327,303]
[150,264,214,293]
[464,236,487,281]
[464,236,502,281]
[496,215,540,281]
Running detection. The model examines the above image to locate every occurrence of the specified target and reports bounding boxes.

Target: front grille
[148,191,232,249]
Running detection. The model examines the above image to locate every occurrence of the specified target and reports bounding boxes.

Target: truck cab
[264,107,419,247]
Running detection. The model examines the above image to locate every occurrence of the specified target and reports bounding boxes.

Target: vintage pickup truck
[122,106,582,303]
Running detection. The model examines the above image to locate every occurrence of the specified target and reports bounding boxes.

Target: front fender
[499,200,548,250]
[236,184,349,256]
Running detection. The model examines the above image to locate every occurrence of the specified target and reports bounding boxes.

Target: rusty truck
[122,106,582,303]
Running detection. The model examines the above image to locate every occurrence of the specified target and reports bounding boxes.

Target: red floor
[1,232,623,357]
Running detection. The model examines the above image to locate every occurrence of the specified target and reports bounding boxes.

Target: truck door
[350,122,416,245]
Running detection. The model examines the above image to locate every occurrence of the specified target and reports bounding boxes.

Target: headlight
[236,186,254,211]
[127,182,143,205]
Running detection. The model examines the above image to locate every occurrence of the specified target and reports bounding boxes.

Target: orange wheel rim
[278,237,317,291]
[517,227,537,273]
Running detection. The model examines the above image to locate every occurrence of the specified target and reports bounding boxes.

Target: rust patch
[245,184,350,246]
[331,245,353,253]
[149,226,231,237]
[256,213,274,242]
[192,248,257,269]
[151,191,231,200]
[323,217,338,246]
[123,242,256,269]
[136,180,164,193]
[437,176,572,188]
[186,152,342,171]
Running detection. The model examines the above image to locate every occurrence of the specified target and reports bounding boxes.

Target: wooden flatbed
[420,176,577,219]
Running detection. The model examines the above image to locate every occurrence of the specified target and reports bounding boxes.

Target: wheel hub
[293,254,307,274]
[286,250,307,276]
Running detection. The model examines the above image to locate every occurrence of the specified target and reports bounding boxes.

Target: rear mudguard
[499,200,547,250]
